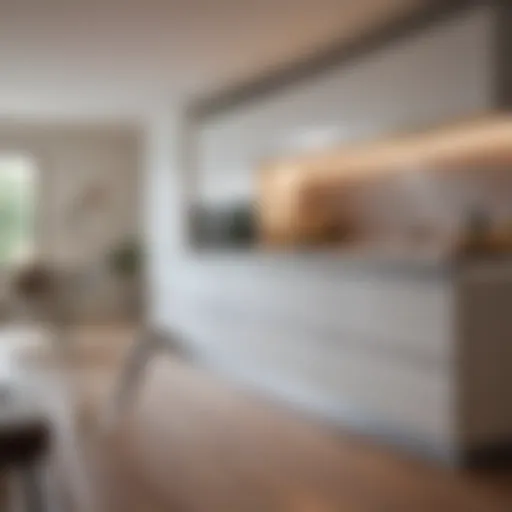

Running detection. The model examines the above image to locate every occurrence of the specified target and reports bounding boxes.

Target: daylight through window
[0,155,37,266]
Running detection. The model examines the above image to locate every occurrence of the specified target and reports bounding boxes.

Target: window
[0,155,37,266]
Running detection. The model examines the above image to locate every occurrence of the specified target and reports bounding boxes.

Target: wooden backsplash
[257,115,512,247]
[259,165,512,247]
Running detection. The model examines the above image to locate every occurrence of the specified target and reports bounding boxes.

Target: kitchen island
[162,251,512,466]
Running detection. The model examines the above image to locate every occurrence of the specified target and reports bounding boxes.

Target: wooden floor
[20,326,512,511]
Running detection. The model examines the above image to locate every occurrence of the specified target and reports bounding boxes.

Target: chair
[0,264,64,511]
[11,264,74,349]
[0,383,51,511]
[103,325,163,428]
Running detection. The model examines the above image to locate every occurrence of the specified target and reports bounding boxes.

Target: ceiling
[0,0,424,123]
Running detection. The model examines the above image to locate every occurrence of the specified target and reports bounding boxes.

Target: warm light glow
[264,114,512,186]
[258,114,512,246]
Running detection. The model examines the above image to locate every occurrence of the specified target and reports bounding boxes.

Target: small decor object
[14,263,55,300]
[108,239,142,280]
[226,204,256,246]
[107,238,143,317]
[67,183,109,231]
[467,206,492,239]
[192,202,256,249]
[458,206,502,256]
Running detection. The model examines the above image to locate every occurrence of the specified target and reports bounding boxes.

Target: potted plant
[107,238,143,317]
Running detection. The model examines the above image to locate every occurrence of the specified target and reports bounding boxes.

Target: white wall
[144,112,191,322]
[0,122,141,318]
[146,5,496,458]
[197,5,493,204]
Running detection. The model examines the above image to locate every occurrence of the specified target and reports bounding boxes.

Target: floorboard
[14,326,512,511]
